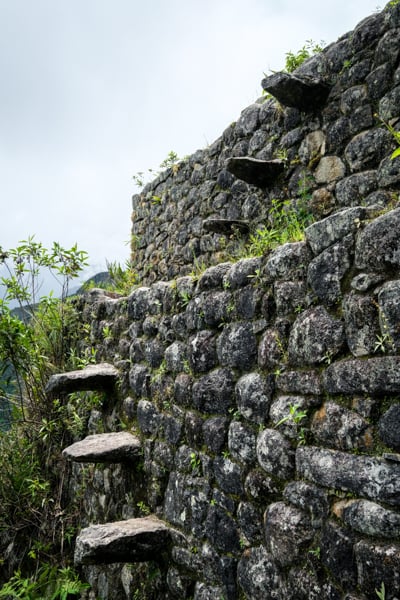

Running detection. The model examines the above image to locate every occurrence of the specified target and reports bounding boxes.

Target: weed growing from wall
[284,39,325,73]
[244,197,314,257]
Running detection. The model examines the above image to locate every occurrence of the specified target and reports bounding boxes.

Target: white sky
[0,0,382,280]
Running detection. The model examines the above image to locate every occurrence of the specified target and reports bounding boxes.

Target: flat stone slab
[62,432,142,463]
[74,516,173,565]
[225,157,285,187]
[202,218,250,234]
[45,363,118,396]
[262,72,331,112]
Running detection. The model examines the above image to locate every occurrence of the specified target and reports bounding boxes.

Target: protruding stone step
[45,363,118,397]
[202,218,250,234]
[261,72,331,112]
[62,432,142,464]
[74,516,174,565]
[225,157,285,187]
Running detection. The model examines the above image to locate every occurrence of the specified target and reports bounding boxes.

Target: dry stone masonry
[58,3,400,598]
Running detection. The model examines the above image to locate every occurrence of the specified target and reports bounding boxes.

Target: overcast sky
[0,0,381,282]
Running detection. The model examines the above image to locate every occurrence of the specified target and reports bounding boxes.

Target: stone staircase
[52,363,179,567]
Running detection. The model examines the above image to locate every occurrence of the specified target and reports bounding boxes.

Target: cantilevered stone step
[225,157,285,187]
[202,218,250,234]
[45,363,118,397]
[74,516,174,565]
[62,432,142,464]
[261,72,331,112]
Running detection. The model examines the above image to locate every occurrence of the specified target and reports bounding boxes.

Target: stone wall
[131,3,400,286]
[65,3,400,599]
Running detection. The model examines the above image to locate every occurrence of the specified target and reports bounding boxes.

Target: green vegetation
[375,582,386,600]
[377,115,400,160]
[275,403,308,429]
[0,565,89,599]
[244,195,314,257]
[190,451,201,474]
[81,259,139,296]
[284,39,325,73]
[0,238,91,594]
[132,150,181,189]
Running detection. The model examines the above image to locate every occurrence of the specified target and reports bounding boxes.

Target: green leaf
[391,147,400,160]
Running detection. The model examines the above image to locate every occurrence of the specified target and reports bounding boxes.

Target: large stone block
[256,428,295,479]
[320,521,357,589]
[335,171,377,207]
[261,72,331,111]
[343,293,380,357]
[266,242,312,281]
[62,432,142,464]
[311,402,372,451]
[334,499,400,538]
[307,235,354,305]
[74,516,175,565]
[355,207,400,271]
[264,502,313,567]
[345,128,393,172]
[288,306,345,366]
[237,546,283,600]
[216,322,257,370]
[324,357,400,395]
[296,446,400,505]
[46,363,118,397]
[355,541,400,599]
[228,421,256,465]
[305,207,365,255]
[378,404,400,450]
[192,368,235,414]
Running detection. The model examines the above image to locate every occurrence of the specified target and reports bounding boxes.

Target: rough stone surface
[377,280,400,352]
[307,235,354,305]
[264,502,313,567]
[235,373,273,424]
[288,306,344,366]
[256,428,295,479]
[46,363,118,396]
[314,156,346,184]
[343,293,380,357]
[355,207,400,271]
[355,541,400,599]
[335,171,377,206]
[237,546,283,600]
[324,357,400,395]
[63,432,142,464]
[311,402,372,451]
[225,157,285,187]
[192,368,235,414]
[262,72,331,111]
[305,207,365,255]
[216,322,257,370]
[334,499,400,538]
[297,446,400,505]
[74,516,174,565]
[265,242,312,281]
[378,404,400,451]
[345,128,392,172]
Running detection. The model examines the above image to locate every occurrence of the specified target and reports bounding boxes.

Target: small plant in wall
[284,39,325,73]
[132,150,182,189]
[275,403,308,444]
[375,582,386,600]
[376,114,400,160]
[190,452,201,474]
